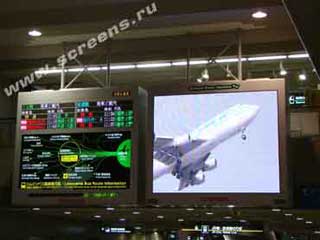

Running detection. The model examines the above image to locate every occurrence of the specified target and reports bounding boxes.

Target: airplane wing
[153,158,173,180]
[154,136,174,149]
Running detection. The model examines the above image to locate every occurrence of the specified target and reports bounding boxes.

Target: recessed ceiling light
[224,216,232,219]
[28,29,42,37]
[272,209,281,212]
[94,215,101,219]
[178,218,184,222]
[119,218,126,222]
[64,211,72,215]
[306,221,313,224]
[186,208,195,211]
[240,219,247,223]
[132,211,141,215]
[284,213,293,217]
[157,215,164,219]
[134,226,142,230]
[32,207,40,211]
[296,217,304,221]
[227,205,236,208]
[206,212,214,215]
[252,10,268,19]
[106,207,115,211]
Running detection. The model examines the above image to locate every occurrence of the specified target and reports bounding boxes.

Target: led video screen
[20,132,131,190]
[153,91,280,193]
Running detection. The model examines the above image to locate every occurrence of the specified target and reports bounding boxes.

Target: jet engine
[204,156,217,171]
[191,170,205,185]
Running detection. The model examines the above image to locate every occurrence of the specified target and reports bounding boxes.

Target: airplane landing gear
[241,128,247,141]
[241,134,247,141]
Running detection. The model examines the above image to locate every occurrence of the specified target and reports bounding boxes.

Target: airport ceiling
[0,0,310,88]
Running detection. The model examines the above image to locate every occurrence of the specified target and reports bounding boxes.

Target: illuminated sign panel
[20,100,133,131]
[183,224,263,236]
[101,227,132,234]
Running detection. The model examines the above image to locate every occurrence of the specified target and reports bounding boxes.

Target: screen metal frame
[145,79,289,207]
[12,87,139,206]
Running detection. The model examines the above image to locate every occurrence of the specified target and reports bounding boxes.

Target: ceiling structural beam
[204,33,239,81]
[33,51,310,75]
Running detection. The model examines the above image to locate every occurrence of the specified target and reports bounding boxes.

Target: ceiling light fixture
[284,213,293,217]
[110,64,136,70]
[252,10,268,19]
[64,211,72,215]
[299,71,307,81]
[206,212,214,215]
[137,62,172,68]
[87,67,102,71]
[288,53,309,59]
[132,211,141,215]
[119,218,126,222]
[28,29,42,37]
[172,61,188,66]
[248,55,287,61]
[272,209,281,212]
[67,68,85,73]
[215,58,247,63]
[279,61,288,76]
[157,215,164,219]
[306,221,313,224]
[296,217,304,221]
[32,207,40,211]
[178,218,185,222]
[94,215,101,219]
[106,207,115,211]
[33,52,309,75]
[190,60,209,65]
[186,208,195,211]
[35,69,62,75]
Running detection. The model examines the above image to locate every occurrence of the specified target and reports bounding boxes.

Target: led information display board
[12,87,139,206]
[21,100,133,130]
[20,132,131,190]
[145,79,288,207]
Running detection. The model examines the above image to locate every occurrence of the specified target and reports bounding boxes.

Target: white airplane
[153,104,260,191]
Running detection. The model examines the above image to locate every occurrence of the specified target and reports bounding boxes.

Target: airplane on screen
[153,104,260,191]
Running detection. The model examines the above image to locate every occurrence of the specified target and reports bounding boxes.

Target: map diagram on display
[19,132,131,190]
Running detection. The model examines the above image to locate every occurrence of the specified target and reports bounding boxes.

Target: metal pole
[238,31,243,81]
[187,48,191,83]
[106,42,111,88]
[60,63,65,89]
